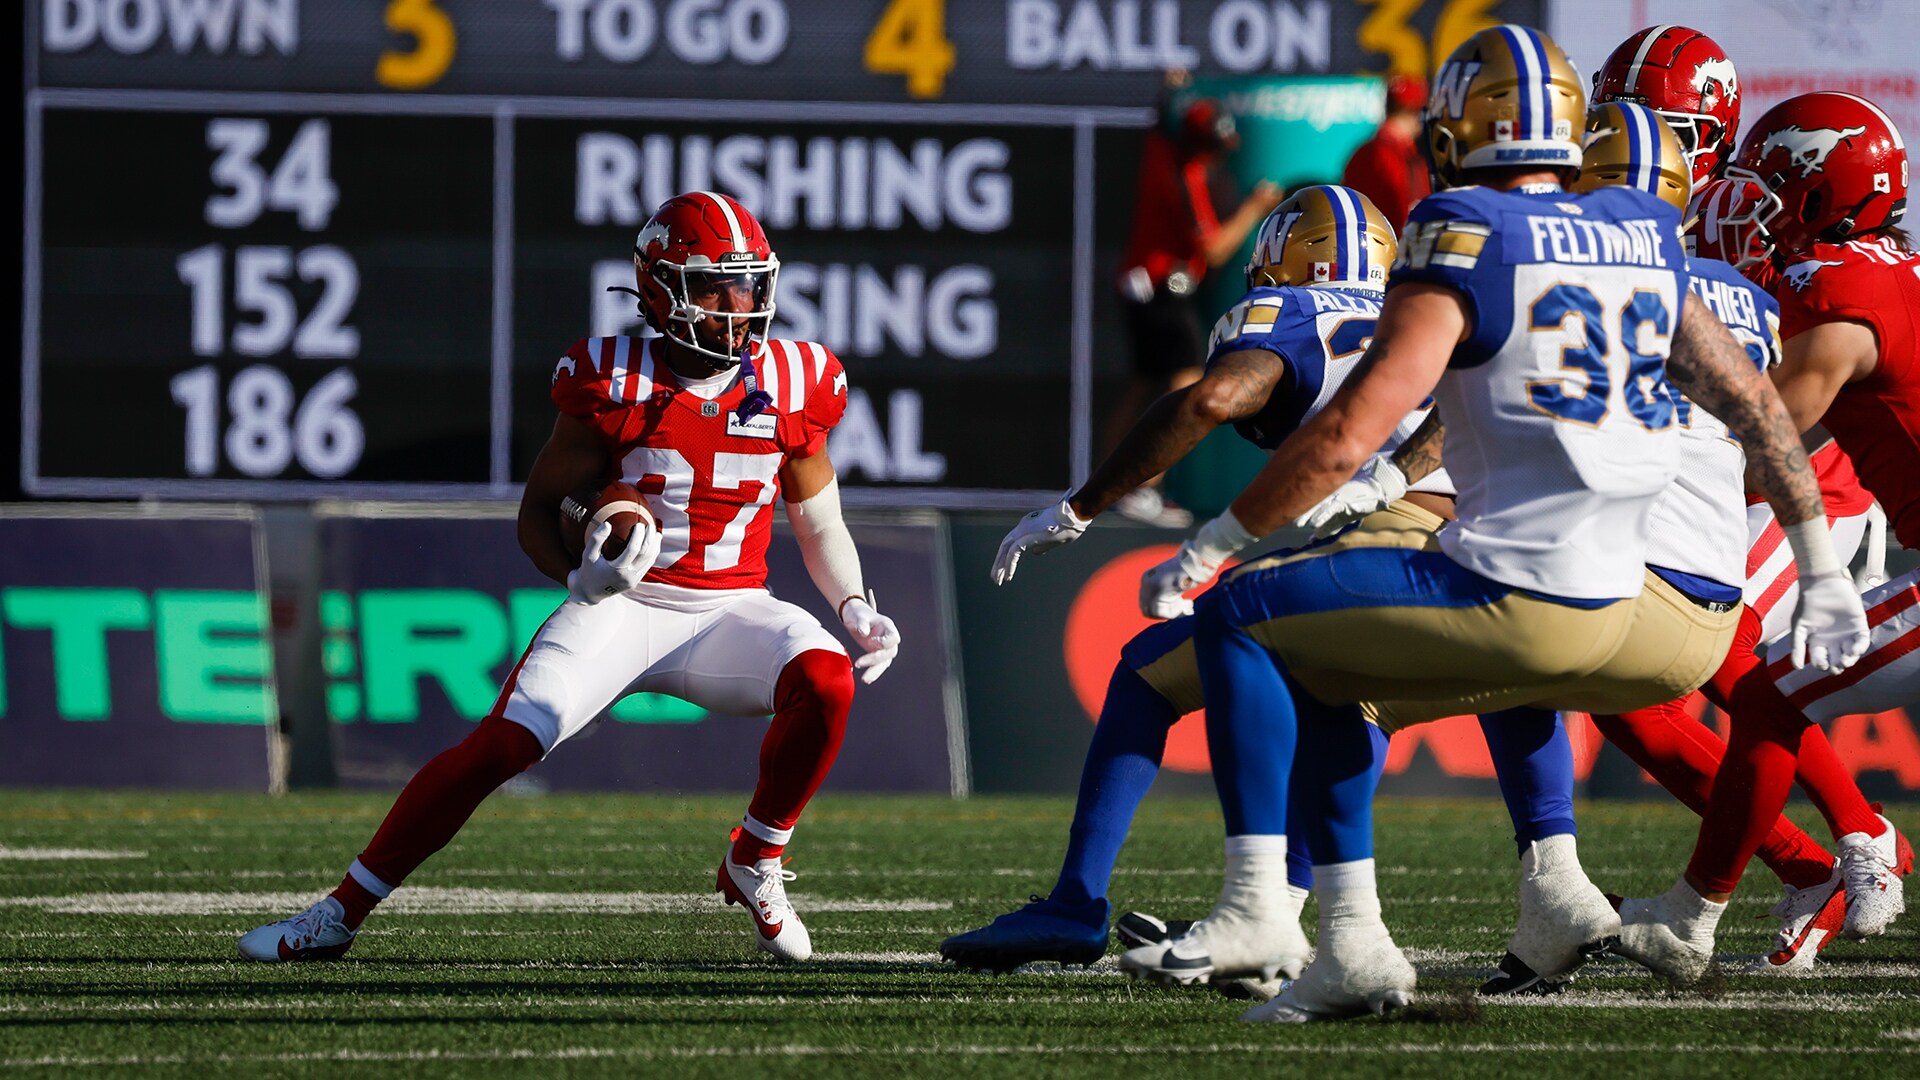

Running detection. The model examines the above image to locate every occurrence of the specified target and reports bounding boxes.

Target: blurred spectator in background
[1108,71,1284,527]
[1341,74,1430,231]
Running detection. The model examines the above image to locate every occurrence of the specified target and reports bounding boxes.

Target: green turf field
[1,791,1916,1078]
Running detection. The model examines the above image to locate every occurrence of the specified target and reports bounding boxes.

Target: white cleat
[1838,817,1908,940]
[1118,911,1310,987]
[717,856,813,962]
[237,896,357,962]
[1754,867,1845,975]
[1613,892,1713,986]
[1240,931,1415,1023]
[1482,836,1621,995]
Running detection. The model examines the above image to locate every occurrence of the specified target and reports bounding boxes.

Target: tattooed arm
[1388,410,1446,485]
[1667,294,1823,528]
[1067,349,1286,519]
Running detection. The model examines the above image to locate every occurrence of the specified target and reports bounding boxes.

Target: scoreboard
[23,0,1540,505]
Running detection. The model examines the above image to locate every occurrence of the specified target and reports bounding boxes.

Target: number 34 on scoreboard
[864,0,955,99]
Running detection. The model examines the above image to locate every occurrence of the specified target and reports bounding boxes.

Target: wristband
[1784,517,1844,580]
[1180,509,1259,578]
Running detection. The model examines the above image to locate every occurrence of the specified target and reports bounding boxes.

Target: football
[558,480,651,563]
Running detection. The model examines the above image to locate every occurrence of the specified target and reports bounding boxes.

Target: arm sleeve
[785,475,864,613]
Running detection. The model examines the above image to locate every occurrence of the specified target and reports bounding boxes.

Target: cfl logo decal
[1430,60,1483,121]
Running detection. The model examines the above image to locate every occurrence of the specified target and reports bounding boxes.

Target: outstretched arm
[1069,349,1286,519]
[1224,284,1464,535]
[1668,294,1867,672]
[1668,295,1822,528]
[783,451,899,684]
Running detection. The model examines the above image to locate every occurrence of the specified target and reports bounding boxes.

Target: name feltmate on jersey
[1390,183,1690,601]
[552,335,848,592]
[1778,237,1920,548]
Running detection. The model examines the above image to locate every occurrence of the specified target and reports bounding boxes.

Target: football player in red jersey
[1618,93,1915,982]
[1586,31,1895,974]
[1591,24,1743,188]
[238,191,901,964]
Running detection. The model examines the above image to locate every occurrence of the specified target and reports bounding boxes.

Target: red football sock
[1686,666,1810,895]
[329,715,544,928]
[1792,726,1884,840]
[732,649,855,865]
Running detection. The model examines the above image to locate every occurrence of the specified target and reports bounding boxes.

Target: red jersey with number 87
[551,335,847,591]
[1777,237,1920,547]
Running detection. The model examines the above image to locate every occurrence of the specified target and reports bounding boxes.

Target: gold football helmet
[1245,185,1397,290]
[1570,102,1692,211]
[1425,25,1586,189]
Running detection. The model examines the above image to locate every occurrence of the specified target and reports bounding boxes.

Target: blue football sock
[1051,664,1182,907]
[1478,707,1577,856]
[1194,593,1295,838]
[1293,696,1386,866]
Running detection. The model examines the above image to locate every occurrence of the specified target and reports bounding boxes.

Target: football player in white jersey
[1116,26,1865,1022]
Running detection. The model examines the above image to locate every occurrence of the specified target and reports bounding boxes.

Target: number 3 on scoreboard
[378,0,456,90]
[864,0,955,99]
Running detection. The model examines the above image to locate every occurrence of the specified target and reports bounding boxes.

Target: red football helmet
[631,191,779,367]
[1728,91,1909,256]
[1687,176,1777,271]
[1592,25,1741,185]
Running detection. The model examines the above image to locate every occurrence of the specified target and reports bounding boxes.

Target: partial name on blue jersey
[1519,215,1674,267]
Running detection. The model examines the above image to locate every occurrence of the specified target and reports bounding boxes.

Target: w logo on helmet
[1431,60,1484,121]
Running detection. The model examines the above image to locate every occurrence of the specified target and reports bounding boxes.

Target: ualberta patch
[727,411,778,439]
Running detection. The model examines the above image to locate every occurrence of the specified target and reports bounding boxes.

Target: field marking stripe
[8,1044,1920,1067]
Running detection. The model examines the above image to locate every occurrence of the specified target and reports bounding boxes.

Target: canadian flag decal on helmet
[1764,125,1869,176]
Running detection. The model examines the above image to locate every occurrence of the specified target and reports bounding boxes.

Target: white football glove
[1139,545,1207,620]
[840,595,901,684]
[1295,453,1408,538]
[1138,511,1260,619]
[991,495,1090,585]
[566,519,659,604]
[1790,571,1870,674]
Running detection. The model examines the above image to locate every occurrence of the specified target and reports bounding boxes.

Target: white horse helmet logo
[1763,125,1870,177]
[1693,58,1739,111]
[1783,259,1846,292]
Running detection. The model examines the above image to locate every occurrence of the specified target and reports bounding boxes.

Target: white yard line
[6,1043,1920,1068]
[0,888,949,916]
[0,847,144,860]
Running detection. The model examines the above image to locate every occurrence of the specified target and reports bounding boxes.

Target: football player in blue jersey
[945,186,1421,982]
[1114,25,1864,1022]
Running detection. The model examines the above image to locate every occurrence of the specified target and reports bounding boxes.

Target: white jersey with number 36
[1391,184,1690,600]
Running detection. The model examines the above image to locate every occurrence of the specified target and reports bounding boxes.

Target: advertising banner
[1550,3,1920,151]
[317,508,962,794]
[0,509,278,789]
[950,518,1920,801]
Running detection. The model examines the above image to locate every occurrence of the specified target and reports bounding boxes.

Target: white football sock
[1662,877,1727,946]
[1315,858,1383,940]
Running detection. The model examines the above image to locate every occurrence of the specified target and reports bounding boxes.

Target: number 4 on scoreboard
[864,0,955,100]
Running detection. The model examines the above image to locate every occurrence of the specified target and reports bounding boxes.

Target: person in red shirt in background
[1108,71,1284,527]
[1341,75,1431,231]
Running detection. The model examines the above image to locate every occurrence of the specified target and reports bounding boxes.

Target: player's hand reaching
[1139,546,1205,619]
[991,495,1090,585]
[1790,571,1871,674]
[566,519,659,603]
[840,595,900,684]
[1296,453,1406,538]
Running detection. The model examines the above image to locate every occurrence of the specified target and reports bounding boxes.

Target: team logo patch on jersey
[727,411,777,439]
[1783,259,1846,291]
